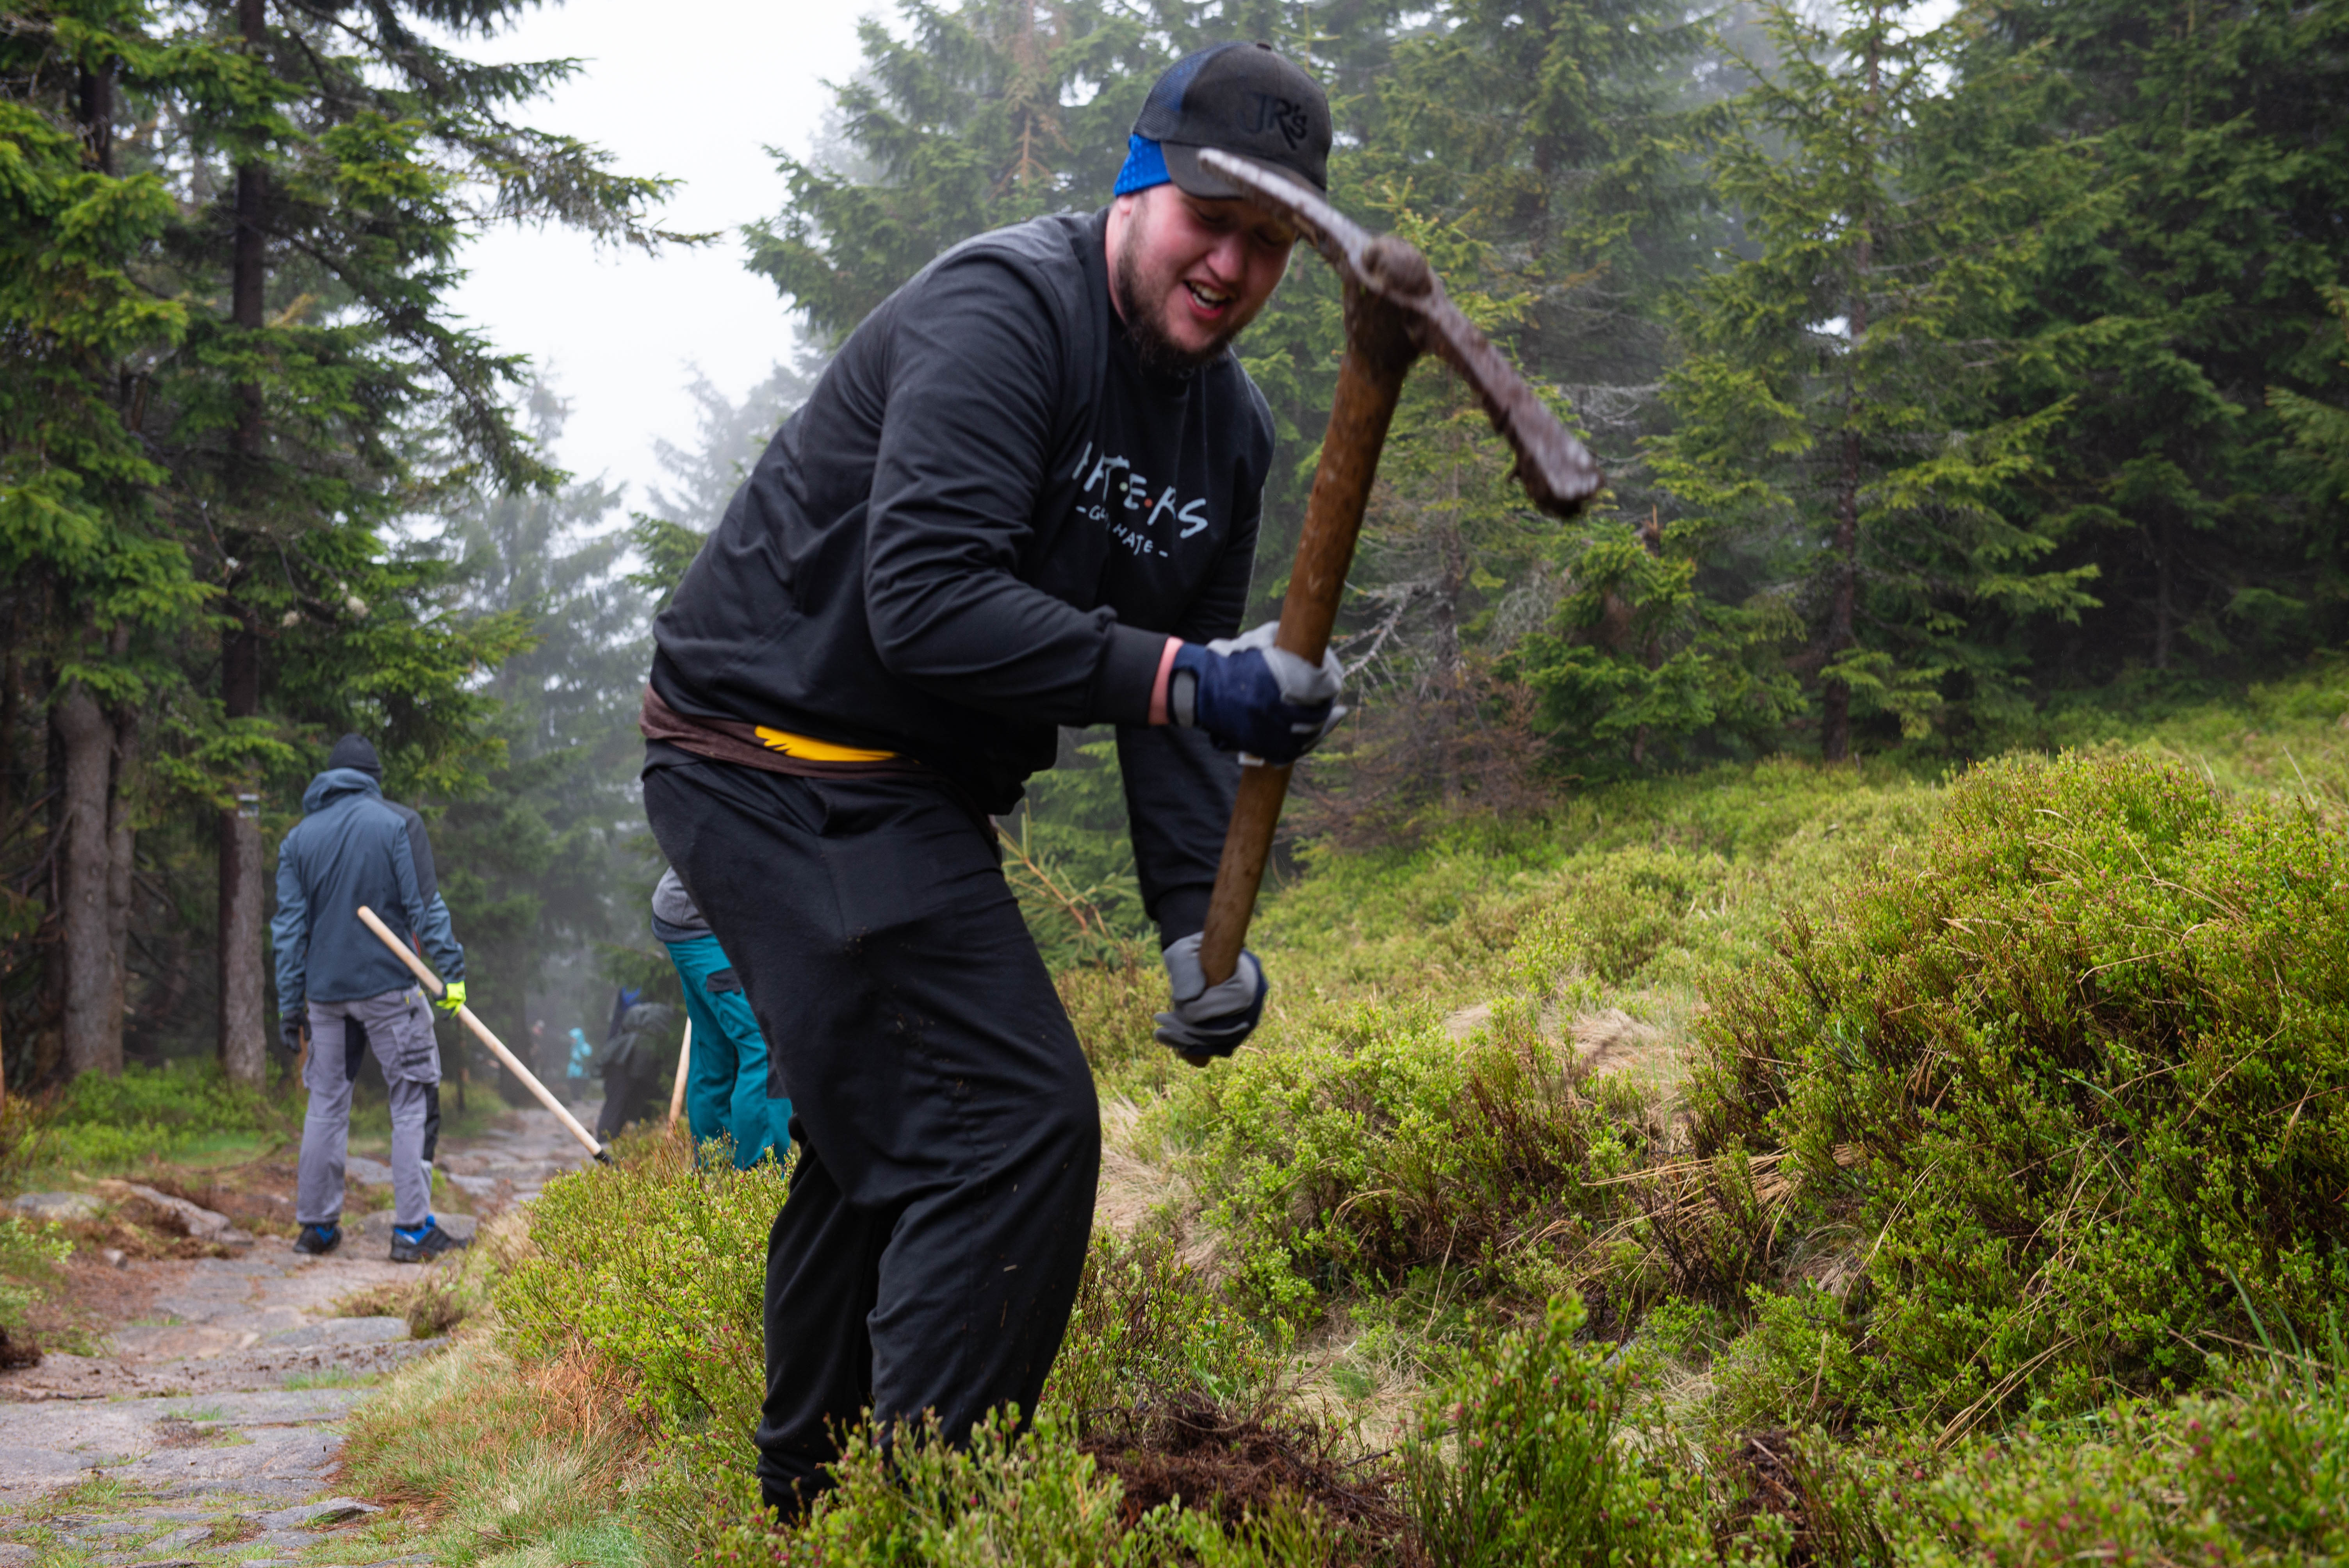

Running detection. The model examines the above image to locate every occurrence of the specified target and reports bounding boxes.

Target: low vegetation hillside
[312,664,2349,1566]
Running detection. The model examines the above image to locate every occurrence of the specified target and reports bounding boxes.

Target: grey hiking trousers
[297,985,440,1230]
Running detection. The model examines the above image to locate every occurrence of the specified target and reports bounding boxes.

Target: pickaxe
[1187,150,1605,1046]
[355,904,610,1162]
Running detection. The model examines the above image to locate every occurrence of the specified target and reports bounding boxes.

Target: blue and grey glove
[1153,931,1268,1061]
[1170,621,1344,764]
[279,1012,306,1057]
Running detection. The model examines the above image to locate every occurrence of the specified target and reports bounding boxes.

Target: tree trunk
[1820,29,1882,766]
[1,599,18,834]
[107,704,138,1055]
[1821,421,1861,763]
[2153,517,2174,671]
[218,613,267,1086]
[56,682,121,1078]
[37,648,66,1086]
[218,0,271,1085]
[77,59,113,175]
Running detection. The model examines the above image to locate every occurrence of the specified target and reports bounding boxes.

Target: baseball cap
[1125,42,1331,198]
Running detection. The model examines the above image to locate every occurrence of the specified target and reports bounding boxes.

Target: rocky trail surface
[1,1107,596,1568]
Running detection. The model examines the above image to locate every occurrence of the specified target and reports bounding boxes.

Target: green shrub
[708,1405,1377,1568]
[25,1060,289,1175]
[738,1408,1132,1567]
[1168,993,1664,1327]
[1044,1227,1289,1420]
[1693,749,2349,1422]
[499,1131,786,1438]
[1769,1349,2349,1568]
[0,1213,71,1333]
[1711,1286,1870,1431]
[1401,1294,1709,1568]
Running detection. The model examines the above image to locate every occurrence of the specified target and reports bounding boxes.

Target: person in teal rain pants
[652,868,791,1167]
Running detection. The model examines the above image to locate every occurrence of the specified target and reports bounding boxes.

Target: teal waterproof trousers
[663,932,792,1168]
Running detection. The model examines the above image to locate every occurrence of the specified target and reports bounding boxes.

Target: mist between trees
[4,0,2344,1088]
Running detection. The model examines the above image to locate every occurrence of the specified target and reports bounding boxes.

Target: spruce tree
[0,13,205,1076]
[2,0,679,1082]
[1979,0,2349,686]
[1645,0,2097,760]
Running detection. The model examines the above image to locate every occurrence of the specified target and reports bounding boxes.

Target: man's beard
[1114,223,1244,376]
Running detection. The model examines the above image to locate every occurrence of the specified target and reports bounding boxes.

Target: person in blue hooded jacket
[272,734,469,1262]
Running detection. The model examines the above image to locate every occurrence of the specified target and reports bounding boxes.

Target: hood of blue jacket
[303,767,383,814]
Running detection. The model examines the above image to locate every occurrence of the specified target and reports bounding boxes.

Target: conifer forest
[2,0,2347,1561]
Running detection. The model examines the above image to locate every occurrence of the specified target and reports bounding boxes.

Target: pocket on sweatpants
[386,992,442,1085]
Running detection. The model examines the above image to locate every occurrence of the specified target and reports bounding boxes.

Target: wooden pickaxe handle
[355,904,609,1162]
[1196,297,1420,992]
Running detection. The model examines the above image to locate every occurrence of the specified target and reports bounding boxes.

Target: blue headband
[1113,134,1170,196]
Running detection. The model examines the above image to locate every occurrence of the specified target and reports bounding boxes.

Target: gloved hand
[1170,621,1343,764]
[278,1013,306,1056]
[1152,931,1268,1061]
[434,980,467,1015]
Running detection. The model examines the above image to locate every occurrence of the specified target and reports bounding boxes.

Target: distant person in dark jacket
[272,733,469,1263]
[321,768,458,1188]
[592,989,680,1140]
[652,868,790,1167]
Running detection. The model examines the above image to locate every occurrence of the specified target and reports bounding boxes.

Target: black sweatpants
[641,757,1100,1514]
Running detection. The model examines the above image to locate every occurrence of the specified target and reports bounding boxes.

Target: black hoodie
[648,208,1272,941]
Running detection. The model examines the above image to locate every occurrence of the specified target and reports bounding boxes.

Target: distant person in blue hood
[272,733,470,1263]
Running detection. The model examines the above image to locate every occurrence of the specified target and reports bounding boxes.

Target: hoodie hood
[303,767,385,814]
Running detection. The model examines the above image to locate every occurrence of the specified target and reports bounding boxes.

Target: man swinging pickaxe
[1178,149,1606,1051]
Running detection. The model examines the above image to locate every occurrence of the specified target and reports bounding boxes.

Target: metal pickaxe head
[1198,148,1605,518]
[1183,151,1609,1019]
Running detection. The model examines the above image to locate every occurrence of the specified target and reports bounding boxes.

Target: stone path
[0,1106,598,1564]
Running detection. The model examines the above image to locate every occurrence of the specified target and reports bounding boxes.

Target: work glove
[278,1013,306,1057]
[1171,621,1344,764]
[1152,931,1268,1061]
[434,980,467,1015]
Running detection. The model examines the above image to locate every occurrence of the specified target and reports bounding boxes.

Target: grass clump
[1692,749,2349,1425]
[337,1335,657,1565]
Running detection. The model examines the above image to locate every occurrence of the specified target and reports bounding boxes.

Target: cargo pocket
[387,991,443,1086]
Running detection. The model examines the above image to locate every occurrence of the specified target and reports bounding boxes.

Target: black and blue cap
[1115,42,1331,200]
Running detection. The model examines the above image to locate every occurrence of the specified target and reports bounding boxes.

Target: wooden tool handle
[667,1019,693,1131]
[355,905,607,1161]
[1196,291,1420,990]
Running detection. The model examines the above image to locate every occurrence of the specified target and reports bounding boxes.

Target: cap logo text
[1247,93,1312,149]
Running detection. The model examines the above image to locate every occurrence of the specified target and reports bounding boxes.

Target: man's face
[1107,182,1295,373]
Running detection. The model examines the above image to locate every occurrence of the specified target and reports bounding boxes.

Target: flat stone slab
[11,1190,103,1222]
[263,1317,409,1349]
[342,1156,396,1186]
[93,1181,233,1240]
[142,1525,216,1552]
[248,1497,380,1530]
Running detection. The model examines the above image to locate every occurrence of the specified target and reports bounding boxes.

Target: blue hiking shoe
[294,1222,341,1256]
[389,1216,467,1265]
